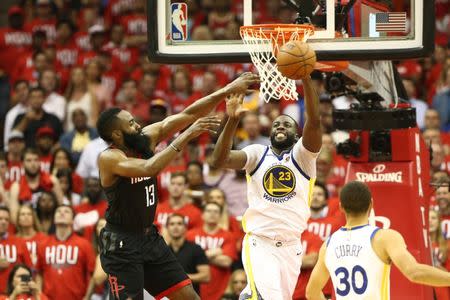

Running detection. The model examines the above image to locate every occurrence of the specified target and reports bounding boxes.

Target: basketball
[276,41,316,80]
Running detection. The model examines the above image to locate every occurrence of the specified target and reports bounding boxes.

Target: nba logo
[171,3,188,41]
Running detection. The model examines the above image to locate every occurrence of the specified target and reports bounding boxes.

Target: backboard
[147,0,434,64]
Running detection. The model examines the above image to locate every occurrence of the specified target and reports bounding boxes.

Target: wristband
[170,143,181,152]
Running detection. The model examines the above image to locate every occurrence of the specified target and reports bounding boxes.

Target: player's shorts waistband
[247,233,300,247]
[105,223,157,235]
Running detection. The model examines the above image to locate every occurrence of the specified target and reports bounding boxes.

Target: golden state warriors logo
[263,166,296,203]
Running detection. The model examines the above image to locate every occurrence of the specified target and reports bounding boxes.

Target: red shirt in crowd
[39,155,52,174]
[36,233,95,300]
[102,42,139,73]
[293,231,323,300]
[186,227,237,300]
[74,200,108,239]
[155,202,202,231]
[73,31,90,52]
[6,161,23,183]
[431,240,450,300]
[16,172,53,205]
[119,14,147,37]
[55,40,79,69]
[25,19,56,43]
[441,214,450,239]
[0,28,31,75]
[157,164,186,203]
[18,232,48,267]
[0,234,33,292]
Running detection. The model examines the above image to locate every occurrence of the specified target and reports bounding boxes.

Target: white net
[240,25,313,103]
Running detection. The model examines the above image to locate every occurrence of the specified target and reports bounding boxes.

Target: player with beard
[211,77,322,299]
[96,72,259,300]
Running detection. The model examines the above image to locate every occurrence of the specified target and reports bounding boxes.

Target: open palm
[226,93,248,118]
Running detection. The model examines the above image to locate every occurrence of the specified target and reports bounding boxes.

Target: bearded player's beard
[123,131,153,159]
[270,132,297,150]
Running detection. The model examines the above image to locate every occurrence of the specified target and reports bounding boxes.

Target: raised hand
[185,116,222,139]
[226,93,248,119]
[226,72,260,94]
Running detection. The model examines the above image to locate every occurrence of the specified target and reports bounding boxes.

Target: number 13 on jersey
[145,184,155,207]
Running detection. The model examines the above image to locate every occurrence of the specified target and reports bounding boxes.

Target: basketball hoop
[240,24,348,102]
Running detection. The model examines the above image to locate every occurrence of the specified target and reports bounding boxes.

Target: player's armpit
[382,229,450,287]
[305,244,329,300]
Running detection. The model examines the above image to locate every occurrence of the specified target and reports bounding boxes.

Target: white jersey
[325,225,390,300]
[241,138,318,241]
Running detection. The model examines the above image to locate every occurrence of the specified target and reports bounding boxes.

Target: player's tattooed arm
[301,77,322,153]
[210,93,248,170]
[142,73,259,146]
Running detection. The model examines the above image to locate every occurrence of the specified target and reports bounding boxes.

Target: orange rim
[240,24,315,45]
[315,61,349,72]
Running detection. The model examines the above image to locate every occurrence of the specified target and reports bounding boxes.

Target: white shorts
[240,233,303,299]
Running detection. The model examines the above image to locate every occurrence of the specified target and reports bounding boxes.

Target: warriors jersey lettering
[241,138,318,241]
[325,225,390,300]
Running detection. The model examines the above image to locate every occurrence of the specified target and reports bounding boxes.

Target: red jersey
[0,235,33,292]
[18,232,48,266]
[6,161,23,183]
[37,233,95,300]
[39,154,53,174]
[105,0,135,25]
[17,172,54,206]
[55,41,79,68]
[76,50,98,66]
[25,19,56,42]
[167,92,201,114]
[119,14,147,36]
[186,227,237,300]
[431,240,450,299]
[102,43,139,72]
[155,202,202,231]
[0,28,32,75]
[293,231,322,300]
[307,206,345,241]
[73,31,90,52]
[101,69,123,100]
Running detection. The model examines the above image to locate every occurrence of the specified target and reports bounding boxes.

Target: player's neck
[55,225,72,241]
[344,215,369,229]
[271,145,293,156]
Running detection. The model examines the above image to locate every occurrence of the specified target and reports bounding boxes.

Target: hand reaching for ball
[226,93,248,119]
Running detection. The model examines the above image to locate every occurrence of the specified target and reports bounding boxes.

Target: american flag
[375,12,407,32]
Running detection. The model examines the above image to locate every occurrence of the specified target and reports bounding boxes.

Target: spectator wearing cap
[35,127,56,174]
[54,18,78,69]
[39,69,67,122]
[59,108,98,165]
[12,87,63,148]
[4,81,29,151]
[77,25,106,66]
[149,99,169,124]
[6,131,26,183]
[0,6,32,76]
[65,66,98,131]
[24,0,56,43]
[9,148,64,222]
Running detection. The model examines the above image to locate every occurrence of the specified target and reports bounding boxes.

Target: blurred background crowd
[0,0,448,299]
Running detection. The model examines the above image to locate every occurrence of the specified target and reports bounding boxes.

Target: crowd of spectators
[0,0,447,299]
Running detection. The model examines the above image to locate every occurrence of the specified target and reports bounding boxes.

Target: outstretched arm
[301,77,322,153]
[210,94,248,170]
[305,243,329,300]
[99,117,221,179]
[381,229,450,287]
[143,72,259,147]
